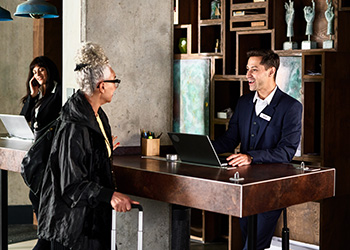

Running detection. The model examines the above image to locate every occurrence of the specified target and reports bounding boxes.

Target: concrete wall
[63,0,173,147]
[0,0,34,206]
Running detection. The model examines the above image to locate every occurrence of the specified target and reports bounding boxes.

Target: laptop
[168,132,228,168]
[0,114,34,141]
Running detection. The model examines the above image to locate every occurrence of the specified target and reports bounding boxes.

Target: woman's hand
[110,192,139,212]
[29,76,39,97]
[112,136,120,151]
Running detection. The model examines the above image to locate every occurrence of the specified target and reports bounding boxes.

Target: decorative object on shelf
[283,0,298,50]
[14,0,59,19]
[323,0,334,49]
[217,108,233,119]
[302,0,317,49]
[215,39,220,53]
[251,21,265,27]
[210,0,221,19]
[0,5,13,21]
[178,38,187,53]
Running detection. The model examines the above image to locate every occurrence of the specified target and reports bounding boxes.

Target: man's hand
[110,192,139,212]
[226,153,252,167]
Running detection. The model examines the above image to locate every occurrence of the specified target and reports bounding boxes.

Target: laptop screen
[0,114,34,140]
[168,132,225,167]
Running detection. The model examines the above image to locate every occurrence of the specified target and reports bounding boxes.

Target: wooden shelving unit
[173,0,350,249]
[230,0,271,31]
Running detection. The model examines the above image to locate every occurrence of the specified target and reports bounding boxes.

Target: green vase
[178,38,187,54]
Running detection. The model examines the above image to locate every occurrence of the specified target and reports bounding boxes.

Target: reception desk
[0,141,336,250]
[0,139,32,250]
[112,155,335,249]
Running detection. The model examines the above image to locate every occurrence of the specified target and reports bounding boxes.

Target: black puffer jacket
[38,90,115,250]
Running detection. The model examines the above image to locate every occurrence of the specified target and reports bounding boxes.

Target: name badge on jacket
[259,113,271,121]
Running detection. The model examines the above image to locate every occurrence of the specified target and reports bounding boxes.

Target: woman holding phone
[20,56,62,138]
[20,56,62,250]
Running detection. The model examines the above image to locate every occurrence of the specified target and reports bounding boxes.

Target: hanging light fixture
[14,0,59,19]
[0,5,13,21]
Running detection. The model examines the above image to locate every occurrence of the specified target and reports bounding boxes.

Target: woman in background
[20,56,62,250]
[20,56,62,137]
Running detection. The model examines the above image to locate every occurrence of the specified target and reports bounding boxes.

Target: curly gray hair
[74,42,111,96]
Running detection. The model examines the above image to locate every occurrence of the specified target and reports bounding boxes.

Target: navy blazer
[213,88,302,164]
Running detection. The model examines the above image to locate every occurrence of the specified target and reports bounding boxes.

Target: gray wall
[64,0,173,147]
[0,0,34,206]
[1,0,173,206]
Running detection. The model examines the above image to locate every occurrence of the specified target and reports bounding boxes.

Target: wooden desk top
[112,155,335,217]
[0,139,32,172]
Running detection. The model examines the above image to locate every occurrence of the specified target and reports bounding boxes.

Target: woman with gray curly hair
[37,42,139,250]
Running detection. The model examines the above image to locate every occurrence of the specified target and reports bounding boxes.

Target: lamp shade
[14,0,59,19]
[0,6,13,21]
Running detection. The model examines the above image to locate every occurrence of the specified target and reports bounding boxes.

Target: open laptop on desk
[0,114,34,141]
[168,132,228,168]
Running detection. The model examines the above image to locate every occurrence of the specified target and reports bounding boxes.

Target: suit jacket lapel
[253,88,282,148]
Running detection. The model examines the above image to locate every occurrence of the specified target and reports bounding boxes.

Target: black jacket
[38,90,115,249]
[20,82,62,132]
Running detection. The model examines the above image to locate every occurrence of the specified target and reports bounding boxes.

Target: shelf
[213,118,230,124]
[174,25,192,55]
[293,155,322,164]
[302,81,322,156]
[235,30,274,75]
[230,1,269,31]
[302,53,324,78]
[199,25,223,54]
[273,0,338,51]
[200,0,222,20]
[199,19,223,25]
[340,0,350,10]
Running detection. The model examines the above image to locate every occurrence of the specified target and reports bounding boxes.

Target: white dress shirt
[253,86,277,116]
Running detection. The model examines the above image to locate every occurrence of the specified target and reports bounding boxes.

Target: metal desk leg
[282,208,290,250]
[247,214,257,250]
[0,170,8,250]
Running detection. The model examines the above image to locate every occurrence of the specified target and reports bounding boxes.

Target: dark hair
[21,56,61,104]
[247,49,280,73]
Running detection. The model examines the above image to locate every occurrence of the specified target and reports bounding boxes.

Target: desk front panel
[112,156,335,217]
[0,139,32,172]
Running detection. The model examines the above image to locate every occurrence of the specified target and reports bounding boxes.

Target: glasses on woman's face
[97,78,121,88]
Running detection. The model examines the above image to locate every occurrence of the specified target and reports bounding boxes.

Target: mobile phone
[32,78,39,87]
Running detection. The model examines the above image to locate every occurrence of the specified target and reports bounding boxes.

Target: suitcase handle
[131,204,143,211]
[112,204,144,250]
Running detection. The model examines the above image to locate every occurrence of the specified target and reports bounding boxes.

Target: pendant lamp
[14,0,59,19]
[0,6,13,21]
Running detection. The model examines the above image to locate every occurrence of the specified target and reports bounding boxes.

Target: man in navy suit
[213,49,302,250]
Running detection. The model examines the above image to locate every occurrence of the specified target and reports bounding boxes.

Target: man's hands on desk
[226,153,252,167]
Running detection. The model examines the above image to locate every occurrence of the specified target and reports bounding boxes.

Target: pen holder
[141,138,160,156]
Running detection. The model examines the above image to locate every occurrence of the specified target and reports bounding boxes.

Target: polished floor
[8,238,319,250]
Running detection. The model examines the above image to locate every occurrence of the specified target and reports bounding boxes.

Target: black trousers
[29,190,51,250]
[240,208,283,250]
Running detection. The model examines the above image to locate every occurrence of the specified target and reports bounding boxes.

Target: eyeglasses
[97,78,121,88]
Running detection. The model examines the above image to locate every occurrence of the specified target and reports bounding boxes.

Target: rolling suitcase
[111,204,143,250]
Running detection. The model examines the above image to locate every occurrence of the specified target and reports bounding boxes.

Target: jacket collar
[61,90,107,136]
